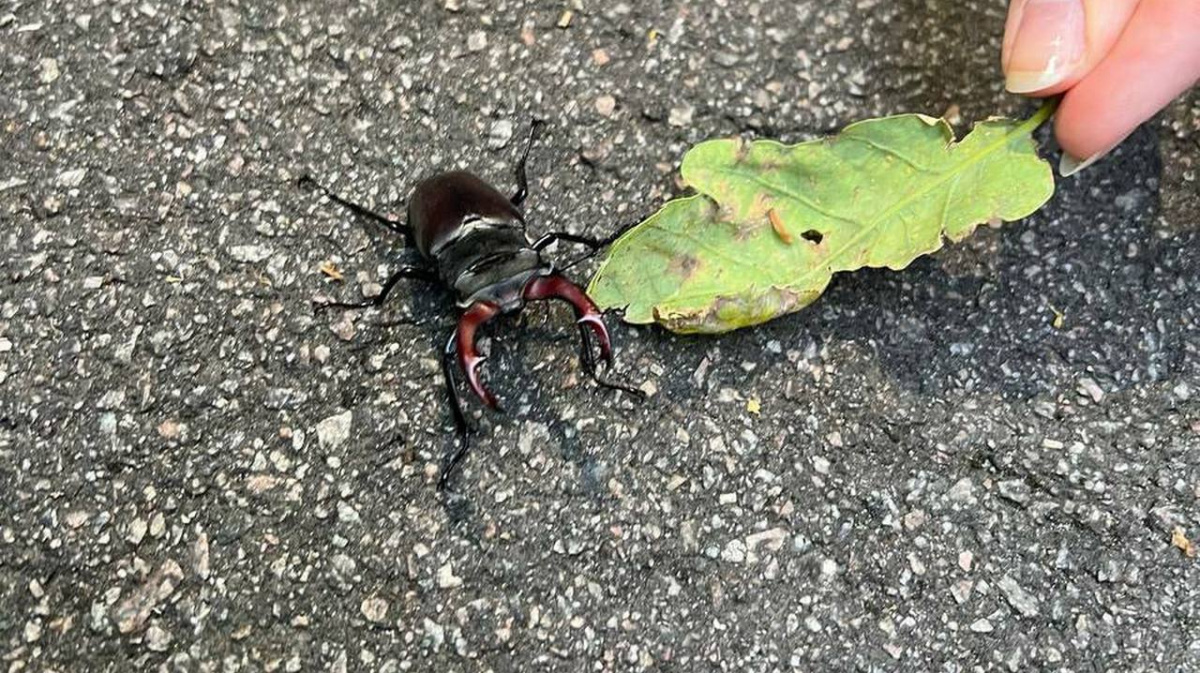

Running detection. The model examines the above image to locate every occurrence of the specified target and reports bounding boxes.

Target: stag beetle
[301,122,643,489]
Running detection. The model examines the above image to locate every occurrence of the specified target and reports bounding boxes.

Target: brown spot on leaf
[748,193,774,219]
[734,219,765,242]
[667,254,703,280]
[717,201,739,224]
[752,156,783,172]
[656,286,823,334]
[713,199,764,243]
[732,137,751,164]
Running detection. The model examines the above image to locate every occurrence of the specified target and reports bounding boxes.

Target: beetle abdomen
[407,171,524,258]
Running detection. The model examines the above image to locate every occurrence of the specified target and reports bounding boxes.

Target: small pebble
[998,480,1031,506]
[437,563,463,589]
[145,624,172,651]
[487,119,514,149]
[969,618,993,633]
[317,410,353,450]
[128,518,148,545]
[998,575,1041,617]
[361,596,389,623]
[595,95,616,117]
[668,104,694,127]
[39,58,60,84]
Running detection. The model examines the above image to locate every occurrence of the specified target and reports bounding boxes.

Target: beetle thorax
[431,220,551,312]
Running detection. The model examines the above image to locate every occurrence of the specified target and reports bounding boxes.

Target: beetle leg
[524,275,644,400]
[576,323,647,399]
[299,175,416,247]
[438,433,472,493]
[313,265,436,313]
[510,120,546,207]
[456,301,503,409]
[438,333,473,491]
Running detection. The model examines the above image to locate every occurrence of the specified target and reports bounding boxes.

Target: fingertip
[1001,0,1027,73]
[1052,100,1132,175]
[1003,0,1143,98]
[1003,0,1087,95]
[1052,109,1096,171]
[1052,0,1200,174]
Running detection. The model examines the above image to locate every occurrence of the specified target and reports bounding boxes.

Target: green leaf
[588,102,1057,334]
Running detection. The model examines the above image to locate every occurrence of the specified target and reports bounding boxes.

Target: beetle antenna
[510,120,547,207]
[298,174,415,246]
[558,217,644,272]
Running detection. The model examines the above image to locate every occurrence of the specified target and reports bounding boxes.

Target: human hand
[1002,0,1200,175]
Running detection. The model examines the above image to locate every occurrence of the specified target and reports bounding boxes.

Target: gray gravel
[2,1,1199,671]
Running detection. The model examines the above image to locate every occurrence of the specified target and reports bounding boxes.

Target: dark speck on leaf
[668,254,703,279]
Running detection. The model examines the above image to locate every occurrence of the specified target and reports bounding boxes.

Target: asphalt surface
[2,1,1198,671]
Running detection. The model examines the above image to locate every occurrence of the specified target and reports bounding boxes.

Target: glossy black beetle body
[301,123,641,489]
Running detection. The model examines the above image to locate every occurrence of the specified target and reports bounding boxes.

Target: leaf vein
[794,119,1041,285]
[700,168,860,228]
[843,134,935,172]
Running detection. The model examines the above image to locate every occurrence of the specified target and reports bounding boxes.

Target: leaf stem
[1021,96,1061,135]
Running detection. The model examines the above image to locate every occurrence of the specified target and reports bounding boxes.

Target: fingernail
[1059,129,1136,177]
[1004,0,1086,94]
[1059,151,1103,177]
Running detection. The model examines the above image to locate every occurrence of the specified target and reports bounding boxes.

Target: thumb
[1002,0,1140,95]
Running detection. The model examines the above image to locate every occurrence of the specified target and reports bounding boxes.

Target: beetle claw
[577,314,613,365]
[456,302,502,409]
[526,274,616,367]
[462,354,498,409]
[523,273,646,402]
